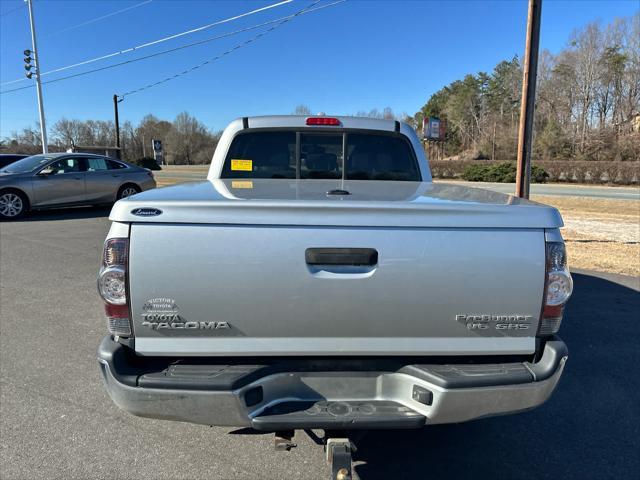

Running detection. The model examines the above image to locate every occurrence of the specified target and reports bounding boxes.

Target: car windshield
[0,154,53,173]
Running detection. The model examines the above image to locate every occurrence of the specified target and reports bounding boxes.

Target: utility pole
[515,0,542,198]
[26,0,48,153]
[113,95,122,149]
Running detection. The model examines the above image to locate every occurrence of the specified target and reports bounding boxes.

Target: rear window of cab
[221,130,421,181]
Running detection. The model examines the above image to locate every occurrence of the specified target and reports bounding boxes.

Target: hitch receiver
[326,438,353,480]
[274,430,297,452]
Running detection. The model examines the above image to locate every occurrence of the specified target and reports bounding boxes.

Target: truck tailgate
[129,223,545,356]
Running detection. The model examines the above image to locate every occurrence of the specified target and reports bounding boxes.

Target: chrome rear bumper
[98,336,567,429]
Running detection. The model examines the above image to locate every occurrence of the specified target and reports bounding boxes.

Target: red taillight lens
[542,304,563,318]
[98,238,131,337]
[306,117,341,126]
[105,303,129,318]
[539,242,573,336]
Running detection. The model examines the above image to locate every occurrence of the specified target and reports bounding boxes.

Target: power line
[42,0,154,38]
[0,1,344,96]
[0,2,25,18]
[0,1,340,94]
[1,0,293,86]
[119,0,325,99]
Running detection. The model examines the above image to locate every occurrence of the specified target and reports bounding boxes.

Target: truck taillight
[539,242,573,336]
[98,238,131,337]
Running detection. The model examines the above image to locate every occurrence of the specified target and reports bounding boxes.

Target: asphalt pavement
[1,207,639,479]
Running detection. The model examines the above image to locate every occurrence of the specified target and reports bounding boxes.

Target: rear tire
[117,184,140,200]
[0,190,28,220]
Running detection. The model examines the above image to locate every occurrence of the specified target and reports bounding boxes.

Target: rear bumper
[98,336,567,430]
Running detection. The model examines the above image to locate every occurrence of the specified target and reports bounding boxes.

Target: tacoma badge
[141,316,230,330]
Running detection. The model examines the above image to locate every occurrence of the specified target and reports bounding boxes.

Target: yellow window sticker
[231,159,253,171]
[232,180,253,189]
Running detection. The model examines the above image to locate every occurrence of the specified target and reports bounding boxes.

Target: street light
[24,0,48,153]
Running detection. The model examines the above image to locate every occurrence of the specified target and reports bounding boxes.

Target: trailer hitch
[272,430,357,480]
[325,438,354,480]
[273,430,297,452]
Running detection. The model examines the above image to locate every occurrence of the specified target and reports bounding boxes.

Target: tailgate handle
[305,248,378,266]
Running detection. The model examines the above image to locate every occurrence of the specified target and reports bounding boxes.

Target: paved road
[439,180,640,200]
[153,167,640,200]
[1,208,639,479]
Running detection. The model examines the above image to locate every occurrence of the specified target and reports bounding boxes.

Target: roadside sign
[423,117,445,141]
[152,139,164,165]
[429,118,440,140]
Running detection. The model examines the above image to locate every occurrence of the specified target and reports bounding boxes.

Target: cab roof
[239,115,403,132]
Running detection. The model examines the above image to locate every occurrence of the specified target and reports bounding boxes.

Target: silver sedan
[0,153,156,219]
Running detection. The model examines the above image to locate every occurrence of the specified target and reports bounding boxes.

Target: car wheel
[0,190,27,219]
[118,185,140,200]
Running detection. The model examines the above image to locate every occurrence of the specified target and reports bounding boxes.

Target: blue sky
[0,0,638,138]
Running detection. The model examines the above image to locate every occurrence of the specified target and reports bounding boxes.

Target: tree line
[413,14,639,161]
[2,105,409,163]
[1,112,221,165]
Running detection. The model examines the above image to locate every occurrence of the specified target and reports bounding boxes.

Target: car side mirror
[39,167,55,176]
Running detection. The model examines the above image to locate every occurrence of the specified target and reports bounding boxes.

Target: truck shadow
[14,205,111,221]
[353,271,640,479]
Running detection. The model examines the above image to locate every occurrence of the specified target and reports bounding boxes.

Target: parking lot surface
[1,207,639,479]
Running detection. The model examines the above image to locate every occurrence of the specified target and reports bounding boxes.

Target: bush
[530,165,550,183]
[460,162,548,183]
[130,156,162,170]
[460,163,488,181]
[431,160,638,184]
[534,161,639,184]
[430,160,469,179]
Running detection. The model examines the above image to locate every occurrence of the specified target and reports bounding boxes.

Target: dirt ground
[532,195,640,277]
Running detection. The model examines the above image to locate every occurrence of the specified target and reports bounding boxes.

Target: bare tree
[51,118,83,147]
[5,125,43,154]
[292,104,312,115]
[570,22,603,152]
[382,107,395,120]
[166,112,215,165]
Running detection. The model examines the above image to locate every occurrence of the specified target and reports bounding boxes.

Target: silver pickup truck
[97,116,572,474]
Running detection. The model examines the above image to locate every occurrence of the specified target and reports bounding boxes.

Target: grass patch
[532,195,639,277]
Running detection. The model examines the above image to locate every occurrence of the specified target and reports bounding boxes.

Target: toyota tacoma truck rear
[97,116,572,475]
